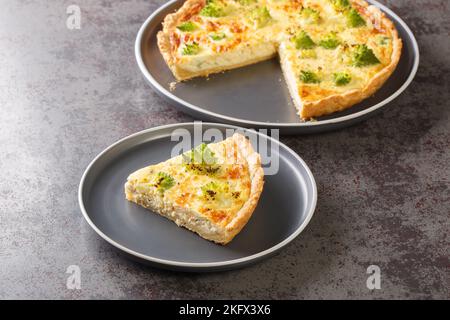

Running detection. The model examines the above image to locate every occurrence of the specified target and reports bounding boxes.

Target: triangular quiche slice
[157,0,402,119]
[124,133,264,244]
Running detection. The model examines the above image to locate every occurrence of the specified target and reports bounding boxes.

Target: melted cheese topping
[279,0,393,100]
[168,0,396,102]
[126,139,252,227]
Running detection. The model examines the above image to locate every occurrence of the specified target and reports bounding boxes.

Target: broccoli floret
[333,72,352,86]
[346,8,366,27]
[200,2,226,18]
[352,44,380,67]
[319,32,340,49]
[201,181,219,200]
[301,7,320,24]
[183,143,220,175]
[250,6,272,28]
[182,43,201,55]
[183,143,216,165]
[201,180,230,200]
[176,21,197,32]
[155,172,175,193]
[293,31,315,49]
[209,32,226,41]
[299,70,321,84]
[330,0,350,11]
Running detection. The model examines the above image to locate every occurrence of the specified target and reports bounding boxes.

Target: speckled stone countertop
[0,0,448,299]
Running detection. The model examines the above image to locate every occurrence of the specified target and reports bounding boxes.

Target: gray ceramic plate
[135,0,419,134]
[78,123,317,271]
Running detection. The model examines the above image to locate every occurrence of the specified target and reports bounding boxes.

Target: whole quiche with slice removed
[157,0,402,119]
[125,133,264,244]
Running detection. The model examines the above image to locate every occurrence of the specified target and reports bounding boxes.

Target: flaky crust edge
[221,133,264,244]
[299,1,403,119]
[157,0,277,80]
[157,0,206,81]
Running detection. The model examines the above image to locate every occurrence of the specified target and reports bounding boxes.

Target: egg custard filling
[157,0,402,119]
[125,133,264,244]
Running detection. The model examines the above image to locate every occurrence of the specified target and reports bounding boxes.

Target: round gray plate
[135,0,419,134]
[79,123,317,271]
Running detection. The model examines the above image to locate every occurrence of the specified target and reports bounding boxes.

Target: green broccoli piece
[352,44,380,67]
[201,180,230,200]
[209,32,226,41]
[330,0,350,11]
[182,43,200,55]
[319,32,340,49]
[183,143,220,175]
[299,70,321,84]
[200,2,226,18]
[183,143,216,165]
[293,31,315,49]
[250,7,272,28]
[333,72,352,86]
[201,181,219,200]
[155,172,175,193]
[346,8,366,27]
[301,7,320,24]
[176,21,198,32]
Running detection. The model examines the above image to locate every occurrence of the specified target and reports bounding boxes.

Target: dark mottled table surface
[0,0,448,299]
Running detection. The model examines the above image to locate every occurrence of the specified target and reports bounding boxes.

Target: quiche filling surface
[157,0,402,119]
[125,134,264,244]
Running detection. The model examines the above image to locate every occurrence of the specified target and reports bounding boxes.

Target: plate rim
[135,0,420,128]
[78,122,317,269]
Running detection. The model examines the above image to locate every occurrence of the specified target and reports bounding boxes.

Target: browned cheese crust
[299,0,402,119]
[156,0,403,119]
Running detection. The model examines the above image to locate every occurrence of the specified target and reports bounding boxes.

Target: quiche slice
[124,133,264,244]
[157,0,402,119]
[157,0,279,80]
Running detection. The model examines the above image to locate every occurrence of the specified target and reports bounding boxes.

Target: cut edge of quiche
[157,0,278,80]
[278,1,402,119]
[124,133,264,245]
[156,0,403,120]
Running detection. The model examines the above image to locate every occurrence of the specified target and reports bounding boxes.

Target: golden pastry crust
[157,0,206,80]
[222,133,264,243]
